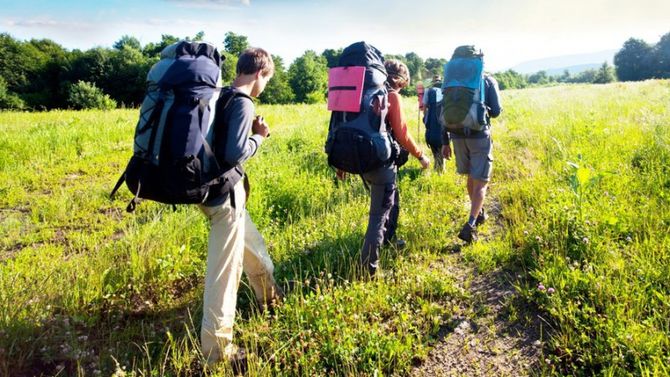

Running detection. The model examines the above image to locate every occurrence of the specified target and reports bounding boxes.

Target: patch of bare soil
[412,201,545,376]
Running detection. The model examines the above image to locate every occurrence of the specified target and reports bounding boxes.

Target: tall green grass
[470,81,670,376]
[1,81,669,376]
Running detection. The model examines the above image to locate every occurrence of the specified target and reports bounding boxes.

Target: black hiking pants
[360,163,399,276]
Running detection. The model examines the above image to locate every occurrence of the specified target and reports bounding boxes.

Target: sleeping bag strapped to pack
[441,45,488,132]
[324,41,395,174]
[110,40,240,212]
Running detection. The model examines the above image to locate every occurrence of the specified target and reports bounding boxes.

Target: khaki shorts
[451,136,493,181]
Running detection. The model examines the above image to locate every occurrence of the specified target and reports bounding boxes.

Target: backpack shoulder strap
[218,87,253,112]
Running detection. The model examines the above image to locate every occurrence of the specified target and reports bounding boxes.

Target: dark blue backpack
[325,42,395,174]
[424,88,443,148]
[111,41,242,212]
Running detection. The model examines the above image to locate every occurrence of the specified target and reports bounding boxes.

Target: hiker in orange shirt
[358,59,430,276]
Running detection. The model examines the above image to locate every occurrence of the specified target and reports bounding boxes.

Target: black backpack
[110,41,243,212]
[324,42,395,174]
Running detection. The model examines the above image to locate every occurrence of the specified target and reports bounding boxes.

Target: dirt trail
[412,207,545,376]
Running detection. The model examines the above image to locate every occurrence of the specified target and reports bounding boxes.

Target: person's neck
[232,74,255,97]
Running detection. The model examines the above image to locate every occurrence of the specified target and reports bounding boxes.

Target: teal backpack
[441,45,488,132]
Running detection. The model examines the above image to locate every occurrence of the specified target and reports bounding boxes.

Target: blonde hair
[384,59,410,89]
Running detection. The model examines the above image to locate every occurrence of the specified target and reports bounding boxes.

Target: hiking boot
[384,238,407,250]
[475,209,488,226]
[204,344,248,374]
[457,222,478,244]
[228,346,248,375]
[258,283,285,315]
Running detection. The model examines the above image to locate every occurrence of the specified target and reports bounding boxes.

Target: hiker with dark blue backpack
[111,43,282,370]
[423,74,445,173]
[325,45,430,277]
[440,46,502,243]
[198,47,283,369]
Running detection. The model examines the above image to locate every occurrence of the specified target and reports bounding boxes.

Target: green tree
[321,48,342,68]
[67,80,116,110]
[404,52,424,84]
[66,47,112,90]
[557,69,571,83]
[104,46,153,106]
[143,34,180,57]
[652,32,670,78]
[494,69,527,90]
[527,70,554,85]
[0,33,28,93]
[259,55,294,104]
[224,32,249,56]
[189,31,206,41]
[570,69,598,83]
[113,35,141,50]
[593,62,616,84]
[424,57,448,80]
[0,76,25,110]
[614,38,653,81]
[288,50,327,103]
[221,51,238,84]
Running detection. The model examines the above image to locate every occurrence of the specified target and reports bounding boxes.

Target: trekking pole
[416,82,424,141]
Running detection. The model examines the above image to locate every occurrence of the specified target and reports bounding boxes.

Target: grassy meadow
[0,80,669,376]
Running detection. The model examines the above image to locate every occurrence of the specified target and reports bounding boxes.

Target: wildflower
[545,358,552,365]
[625,236,632,243]
[582,237,590,244]
[547,287,555,294]
[537,283,546,291]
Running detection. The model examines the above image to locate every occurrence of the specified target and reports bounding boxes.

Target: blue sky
[1,0,669,71]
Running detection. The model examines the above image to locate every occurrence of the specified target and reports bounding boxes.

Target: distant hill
[511,50,616,75]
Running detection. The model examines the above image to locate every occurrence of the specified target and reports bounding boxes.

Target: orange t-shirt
[387,91,423,159]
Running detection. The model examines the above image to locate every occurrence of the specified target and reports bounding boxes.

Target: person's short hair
[236,47,275,77]
[384,59,410,89]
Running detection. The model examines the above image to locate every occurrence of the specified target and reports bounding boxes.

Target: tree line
[496,30,670,90]
[0,30,668,110]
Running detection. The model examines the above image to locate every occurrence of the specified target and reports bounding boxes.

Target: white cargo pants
[198,179,280,363]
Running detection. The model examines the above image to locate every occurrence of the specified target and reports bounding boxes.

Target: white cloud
[5,17,94,30]
[164,0,251,9]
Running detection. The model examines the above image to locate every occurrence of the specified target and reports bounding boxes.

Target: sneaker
[457,222,478,244]
[475,209,488,226]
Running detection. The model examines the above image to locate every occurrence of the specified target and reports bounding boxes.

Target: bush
[305,90,325,104]
[66,81,116,110]
[0,76,25,110]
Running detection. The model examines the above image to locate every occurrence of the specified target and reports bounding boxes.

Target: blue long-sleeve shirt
[213,95,264,168]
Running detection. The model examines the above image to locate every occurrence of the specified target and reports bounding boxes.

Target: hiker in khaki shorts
[441,46,502,243]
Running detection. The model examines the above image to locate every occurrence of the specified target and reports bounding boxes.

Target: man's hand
[336,169,347,180]
[441,144,452,160]
[252,115,270,138]
[419,155,430,170]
